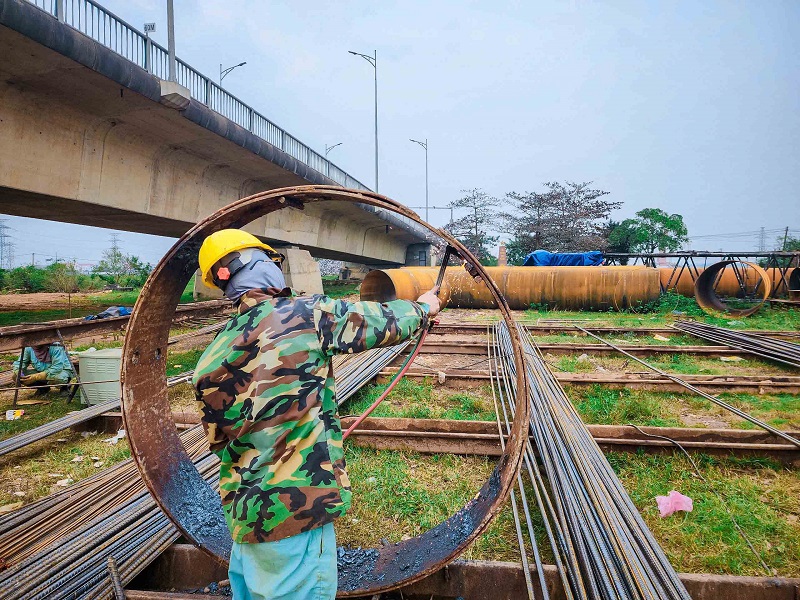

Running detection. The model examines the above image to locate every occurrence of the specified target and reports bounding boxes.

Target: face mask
[221,249,286,301]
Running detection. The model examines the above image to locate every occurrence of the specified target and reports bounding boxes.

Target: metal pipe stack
[673,321,800,368]
[491,321,691,599]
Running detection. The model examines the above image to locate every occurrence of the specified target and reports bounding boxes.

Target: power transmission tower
[0,220,14,269]
[758,227,766,252]
[110,232,121,252]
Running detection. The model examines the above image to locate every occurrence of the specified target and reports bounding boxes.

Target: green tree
[621,208,689,253]
[5,265,48,292]
[606,219,647,263]
[93,249,151,287]
[636,208,689,253]
[45,261,80,294]
[780,235,800,252]
[446,189,500,263]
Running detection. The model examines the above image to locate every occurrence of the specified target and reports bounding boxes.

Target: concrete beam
[0,1,428,264]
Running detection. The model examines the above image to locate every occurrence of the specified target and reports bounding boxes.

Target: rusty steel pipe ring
[120,185,531,596]
[695,260,771,317]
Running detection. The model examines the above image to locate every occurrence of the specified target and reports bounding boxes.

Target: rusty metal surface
[695,260,772,317]
[0,300,228,353]
[361,265,660,310]
[120,186,531,596]
[410,340,749,356]
[381,367,800,394]
[341,417,800,465]
[128,546,800,600]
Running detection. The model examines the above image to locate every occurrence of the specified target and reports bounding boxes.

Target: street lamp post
[348,50,378,192]
[410,138,429,222]
[166,0,176,82]
[325,143,343,156]
[220,61,247,83]
[409,205,453,227]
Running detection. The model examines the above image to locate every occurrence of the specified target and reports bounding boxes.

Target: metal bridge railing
[26,0,370,192]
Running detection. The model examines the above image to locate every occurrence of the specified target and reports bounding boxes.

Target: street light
[410,138,428,223]
[348,49,378,192]
[409,205,453,227]
[325,143,343,156]
[220,61,247,83]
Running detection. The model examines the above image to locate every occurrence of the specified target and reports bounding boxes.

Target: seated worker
[13,343,74,395]
[192,230,440,600]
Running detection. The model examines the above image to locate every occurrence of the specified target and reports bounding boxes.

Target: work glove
[21,371,49,385]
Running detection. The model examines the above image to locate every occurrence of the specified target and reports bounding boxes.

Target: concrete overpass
[0,0,433,291]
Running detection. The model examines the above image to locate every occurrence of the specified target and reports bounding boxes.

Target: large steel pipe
[362,266,660,310]
[660,266,794,297]
[694,260,771,317]
[120,186,530,597]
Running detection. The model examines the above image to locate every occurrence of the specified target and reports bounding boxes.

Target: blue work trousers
[229,523,337,600]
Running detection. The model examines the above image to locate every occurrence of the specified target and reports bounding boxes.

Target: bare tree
[503,181,619,262]
[446,189,500,263]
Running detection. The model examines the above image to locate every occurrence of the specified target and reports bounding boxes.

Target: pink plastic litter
[655,490,693,517]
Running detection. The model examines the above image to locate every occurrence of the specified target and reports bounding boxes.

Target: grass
[335,446,545,562]
[165,349,205,376]
[322,280,361,299]
[341,379,496,421]
[336,446,800,575]
[571,385,682,427]
[568,385,800,430]
[0,394,78,442]
[523,292,800,331]
[608,451,800,576]
[0,431,131,509]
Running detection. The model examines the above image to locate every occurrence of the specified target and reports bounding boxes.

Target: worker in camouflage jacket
[192,230,440,600]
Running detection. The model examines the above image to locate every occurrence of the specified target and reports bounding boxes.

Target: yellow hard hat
[198,229,282,289]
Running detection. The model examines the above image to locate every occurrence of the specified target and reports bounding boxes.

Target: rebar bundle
[673,321,800,368]
[0,441,218,600]
[0,345,406,598]
[491,321,691,600]
[332,341,410,404]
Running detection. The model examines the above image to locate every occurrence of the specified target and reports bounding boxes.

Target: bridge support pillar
[192,270,224,301]
[340,263,371,281]
[276,247,324,295]
[406,244,433,267]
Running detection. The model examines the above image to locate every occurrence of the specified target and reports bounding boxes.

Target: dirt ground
[0,291,119,311]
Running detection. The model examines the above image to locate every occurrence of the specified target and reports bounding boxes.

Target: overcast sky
[5,0,799,267]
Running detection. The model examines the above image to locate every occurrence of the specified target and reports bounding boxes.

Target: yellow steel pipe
[361,266,660,311]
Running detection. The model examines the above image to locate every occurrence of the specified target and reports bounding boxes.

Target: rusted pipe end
[695,260,771,317]
[121,186,528,597]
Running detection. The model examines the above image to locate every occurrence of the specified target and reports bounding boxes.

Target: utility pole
[348,50,378,192]
[782,226,790,251]
[0,219,14,269]
[409,138,429,222]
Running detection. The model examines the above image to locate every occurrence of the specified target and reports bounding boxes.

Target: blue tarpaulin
[522,250,604,266]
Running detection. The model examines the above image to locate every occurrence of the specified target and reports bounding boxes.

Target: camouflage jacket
[192,287,428,543]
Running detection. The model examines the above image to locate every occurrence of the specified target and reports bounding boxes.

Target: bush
[4,265,48,292]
